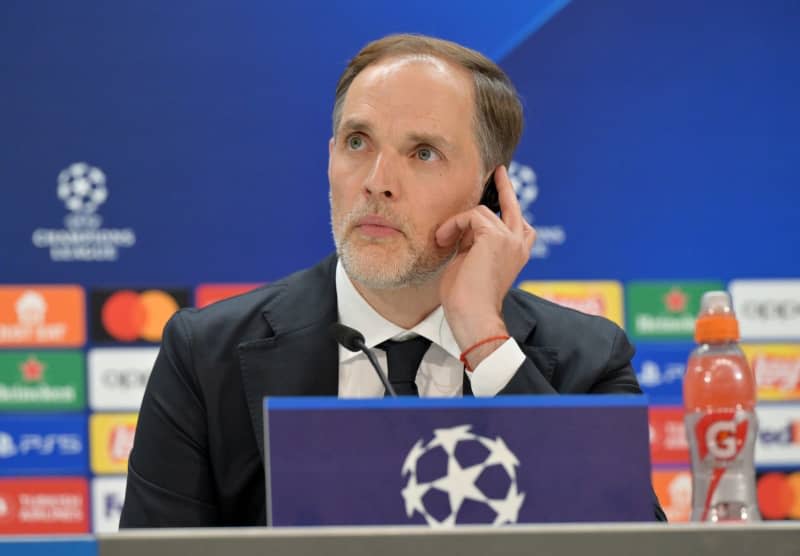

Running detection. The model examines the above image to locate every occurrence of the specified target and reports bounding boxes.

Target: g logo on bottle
[695,412,749,462]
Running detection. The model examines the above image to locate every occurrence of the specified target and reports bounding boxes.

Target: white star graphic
[402,439,426,476]
[401,473,430,518]
[479,436,520,477]
[427,425,475,456]
[431,456,486,517]
[489,482,526,525]
[426,511,457,528]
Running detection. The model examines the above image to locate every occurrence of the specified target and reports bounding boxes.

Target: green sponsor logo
[626,281,724,340]
[0,351,85,410]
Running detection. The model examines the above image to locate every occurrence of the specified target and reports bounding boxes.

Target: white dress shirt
[336,261,526,398]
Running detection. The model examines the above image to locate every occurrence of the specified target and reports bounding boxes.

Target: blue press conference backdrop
[1,0,798,284]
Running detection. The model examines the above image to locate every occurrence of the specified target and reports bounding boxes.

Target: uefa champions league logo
[508,160,565,259]
[58,162,108,215]
[31,162,136,261]
[508,161,539,223]
[400,425,526,527]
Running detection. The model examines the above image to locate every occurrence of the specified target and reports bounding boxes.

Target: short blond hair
[332,34,524,172]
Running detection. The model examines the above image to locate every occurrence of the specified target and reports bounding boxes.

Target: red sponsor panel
[195,284,263,308]
[649,406,690,465]
[0,477,89,534]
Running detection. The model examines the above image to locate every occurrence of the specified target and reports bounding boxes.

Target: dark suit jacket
[119,254,666,527]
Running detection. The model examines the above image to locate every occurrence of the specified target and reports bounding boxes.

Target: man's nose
[363,152,398,200]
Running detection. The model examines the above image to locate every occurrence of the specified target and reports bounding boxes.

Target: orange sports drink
[683,291,761,522]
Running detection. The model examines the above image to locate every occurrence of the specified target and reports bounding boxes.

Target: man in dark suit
[121,33,665,526]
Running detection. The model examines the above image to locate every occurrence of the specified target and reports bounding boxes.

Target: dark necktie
[378,336,432,396]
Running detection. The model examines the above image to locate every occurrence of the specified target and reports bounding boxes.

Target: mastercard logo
[92,289,189,343]
[757,471,800,520]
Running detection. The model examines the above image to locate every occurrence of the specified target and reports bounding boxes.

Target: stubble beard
[330,197,457,290]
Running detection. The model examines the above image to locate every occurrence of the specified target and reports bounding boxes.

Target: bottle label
[686,410,759,521]
[695,411,749,462]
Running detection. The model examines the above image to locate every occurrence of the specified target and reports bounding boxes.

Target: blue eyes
[417,148,434,161]
[347,135,364,150]
[344,135,440,162]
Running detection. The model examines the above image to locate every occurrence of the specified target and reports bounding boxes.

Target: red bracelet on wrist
[459,335,510,372]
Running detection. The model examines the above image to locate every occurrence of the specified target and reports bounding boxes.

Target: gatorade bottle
[683,291,761,522]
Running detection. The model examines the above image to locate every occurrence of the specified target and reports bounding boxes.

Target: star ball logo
[91,288,189,343]
[31,162,136,262]
[400,424,525,527]
[508,160,565,259]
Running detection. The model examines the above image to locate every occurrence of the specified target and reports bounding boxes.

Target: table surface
[5,522,800,556]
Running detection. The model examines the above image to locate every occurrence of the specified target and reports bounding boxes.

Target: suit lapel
[462,292,559,395]
[503,292,558,385]
[238,255,339,460]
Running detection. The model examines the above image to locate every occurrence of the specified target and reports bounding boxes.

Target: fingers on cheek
[461,229,475,249]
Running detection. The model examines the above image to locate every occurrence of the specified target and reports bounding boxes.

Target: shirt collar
[335,259,462,363]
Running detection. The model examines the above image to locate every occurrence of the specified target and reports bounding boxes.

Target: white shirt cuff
[466,338,526,397]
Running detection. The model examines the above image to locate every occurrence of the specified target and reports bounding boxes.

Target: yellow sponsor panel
[90,413,138,474]
[517,281,624,328]
[741,344,800,400]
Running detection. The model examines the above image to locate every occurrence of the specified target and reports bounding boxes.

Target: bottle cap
[695,291,740,343]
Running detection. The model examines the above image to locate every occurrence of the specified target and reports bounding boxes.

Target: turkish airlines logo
[695,412,748,461]
[648,407,690,465]
[0,478,89,533]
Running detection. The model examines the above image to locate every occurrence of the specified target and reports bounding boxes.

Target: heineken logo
[627,281,723,340]
[0,352,85,410]
[20,356,45,382]
[664,288,688,314]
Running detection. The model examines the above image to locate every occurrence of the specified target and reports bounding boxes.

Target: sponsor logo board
[731,280,800,341]
[626,282,723,340]
[90,414,137,474]
[757,470,800,520]
[633,343,691,402]
[516,281,623,327]
[0,415,88,476]
[0,477,89,534]
[0,286,85,347]
[755,405,800,466]
[90,288,189,343]
[91,476,126,533]
[0,351,85,411]
[651,469,692,522]
[195,284,263,308]
[88,348,157,411]
[741,344,800,401]
[649,406,690,465]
